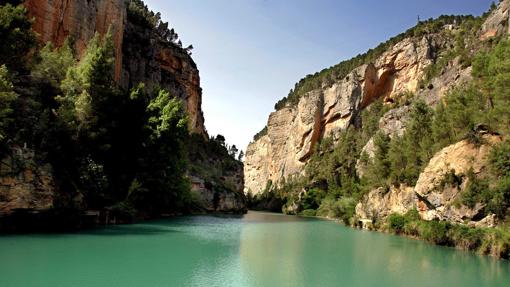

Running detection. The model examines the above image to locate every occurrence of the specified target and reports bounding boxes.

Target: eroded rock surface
[355,135,502,226]
[355,185,416,221]
[415,135,501,222]
[0,147,56,215]
[245,36,437,194]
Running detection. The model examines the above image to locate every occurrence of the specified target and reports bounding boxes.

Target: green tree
[147,89,188,139]
[32,40,76,86]
[366,132,391,188]
[0,65,16,144]
[0,3,35,70]
[59,30,115,134]
[137,88,190,213]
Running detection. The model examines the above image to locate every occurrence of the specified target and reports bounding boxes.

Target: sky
[145,0,493,152]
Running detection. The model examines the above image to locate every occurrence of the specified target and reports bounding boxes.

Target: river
[0,211,509,287]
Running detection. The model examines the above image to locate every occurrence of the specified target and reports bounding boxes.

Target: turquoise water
[0,211,509,287]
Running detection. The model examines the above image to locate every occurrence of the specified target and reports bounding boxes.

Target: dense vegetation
[127,0,193,52]
[0,1,241,227]
[387,209,510,258]
[252,4,510,236]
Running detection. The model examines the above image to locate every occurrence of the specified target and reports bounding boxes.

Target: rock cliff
[245,36,441,194]
[24,0,126,81]
[24,0,206,135]
[0,0,244,221]
[245,1,510,197]
[246,0,510,236]
[0,146,55,215]
[355,135,502,227]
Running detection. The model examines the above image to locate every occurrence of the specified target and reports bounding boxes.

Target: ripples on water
[0,211,509,287]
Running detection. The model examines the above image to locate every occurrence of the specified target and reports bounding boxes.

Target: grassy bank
[384,209,510,259]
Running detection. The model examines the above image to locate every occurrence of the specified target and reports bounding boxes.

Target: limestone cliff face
[245,36,437,194]
[24,0,206,135]
[246,1,510,195]
[355,135,501,228]
[414,135,501,223]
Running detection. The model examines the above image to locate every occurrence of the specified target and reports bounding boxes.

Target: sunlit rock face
[24,0,207,136]
[355,185,417,221]
[480,0,509,39]
[355,135,502,227]
[245,1,510,196]
[415,135,502,223]
[244,36,436,195]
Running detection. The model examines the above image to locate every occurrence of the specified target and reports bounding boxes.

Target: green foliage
[127,0,188,50]
[360,99,388,143]
[0,65,17,144]
[439,169,463,189]
[317,197,356,224]
[301,188,325,210]
[300,209,316,217]
[253,126,268,141]
[387,211,510,258]
[0,3,35,70]
[388,213,407,234]
[147,89,188,140]
[417,220,451,244]
[127,0,162,29]
[489,139,510,177]
[1,22,195,217]
[365,101,434,188]
[388,209,421,234]
[59,31,116,133]
[32,41,76,86]
[473,38,510,134]
[186,133,243,196]
[365,132,391,188]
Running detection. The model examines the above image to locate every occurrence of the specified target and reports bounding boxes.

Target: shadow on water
[0,211,318,239]
[78,224,182,236]
[0,223,181,239]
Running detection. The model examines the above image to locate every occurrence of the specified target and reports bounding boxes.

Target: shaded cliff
[24,0,206,136]
[0,0,245,231]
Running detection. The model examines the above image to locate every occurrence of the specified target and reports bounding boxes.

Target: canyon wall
[245,1,510,196]
[245,36,439,194]
[246,0,510,230]
[0,0,244,218]
[24,0,126,81]
[24,0,206,135]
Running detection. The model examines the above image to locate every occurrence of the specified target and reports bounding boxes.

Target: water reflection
[0,211,509,287]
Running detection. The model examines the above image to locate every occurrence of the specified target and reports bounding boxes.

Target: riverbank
[307,209,510,259]
[0,208,247,233]
[288,207,510,259]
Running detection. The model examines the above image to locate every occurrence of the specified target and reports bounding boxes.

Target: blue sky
[145,0,493,152]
